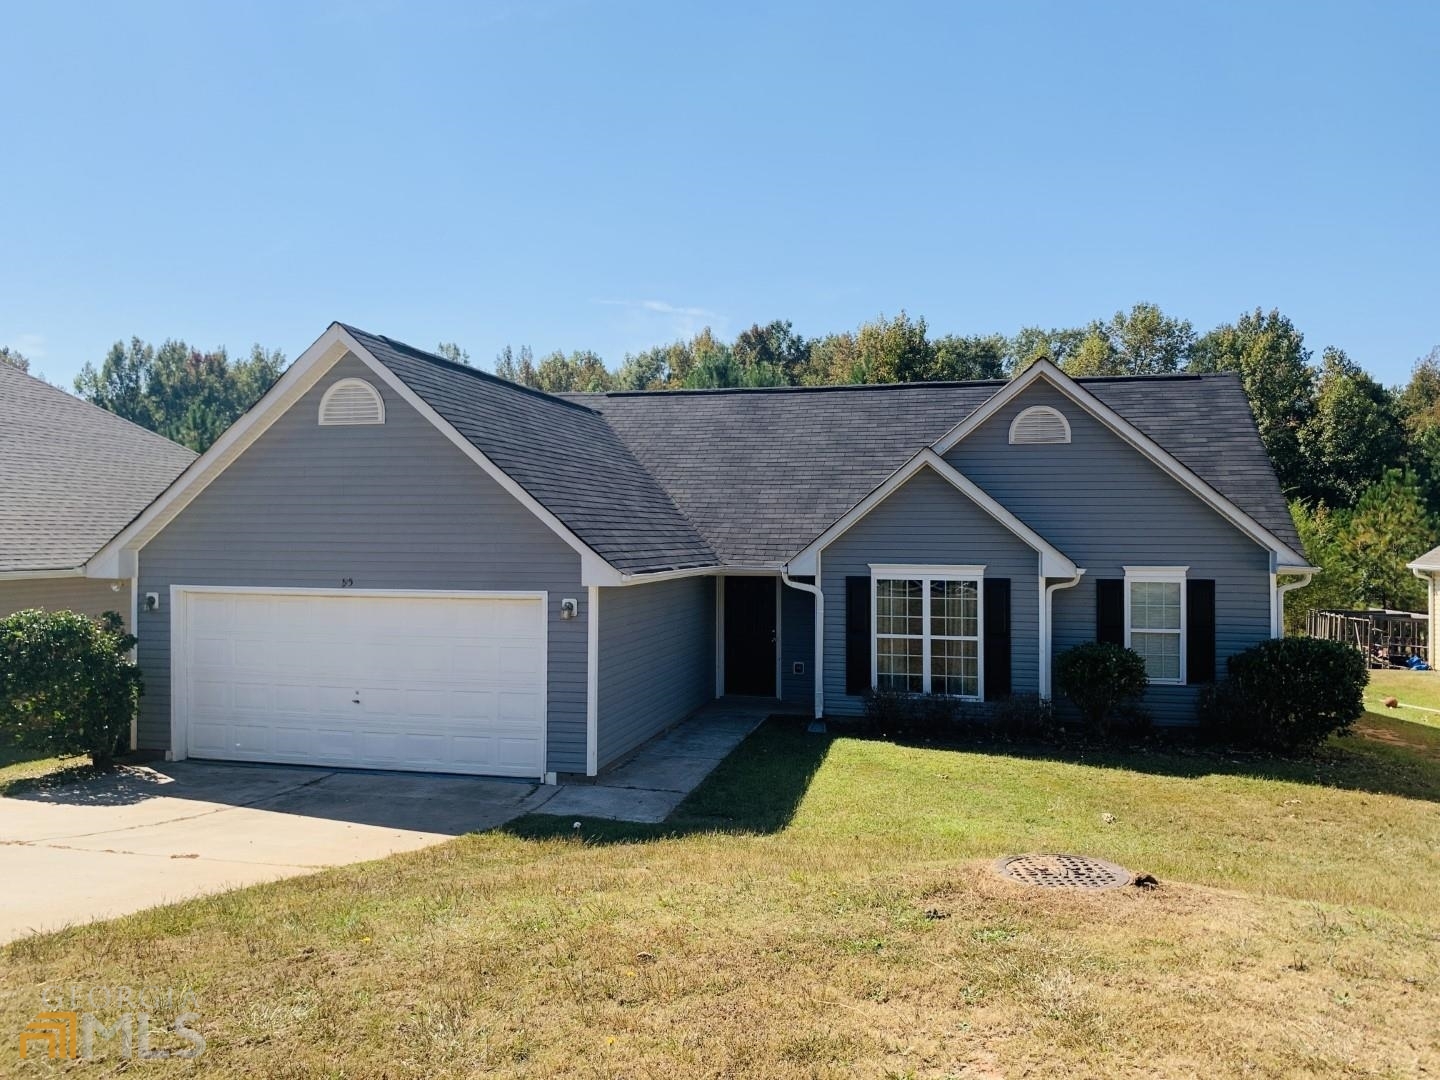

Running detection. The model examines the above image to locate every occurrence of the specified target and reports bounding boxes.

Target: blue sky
[3,1,1436,388]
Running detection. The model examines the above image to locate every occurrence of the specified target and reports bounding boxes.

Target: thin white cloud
[596,298,721,321]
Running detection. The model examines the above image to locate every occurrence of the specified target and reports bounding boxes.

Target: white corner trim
[586,584,599,775]
[930,358,1310,568]
[788,448,1076,578]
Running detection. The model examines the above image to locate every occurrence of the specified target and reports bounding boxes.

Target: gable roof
[86,323,1307,583]
[0,362,196,573]
[570,367,1305,569]
[342,327,715,575]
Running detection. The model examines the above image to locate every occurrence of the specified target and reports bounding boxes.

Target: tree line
[54,303,1440,623]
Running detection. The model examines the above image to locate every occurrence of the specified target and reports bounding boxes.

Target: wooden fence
[1305,609,1429,669]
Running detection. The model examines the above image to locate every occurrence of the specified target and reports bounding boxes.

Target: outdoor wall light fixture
[560,598,578,620]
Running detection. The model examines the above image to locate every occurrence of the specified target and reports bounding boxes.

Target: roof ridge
[0,362,197,459]
[578,370,1223,399]
[337,323,600,416]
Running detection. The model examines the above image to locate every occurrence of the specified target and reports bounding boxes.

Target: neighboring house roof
[1408,544,1440,572]
[569,371,1304,566]
[0,362,196,573]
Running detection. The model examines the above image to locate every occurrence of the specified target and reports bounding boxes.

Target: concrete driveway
[0,761,554,943]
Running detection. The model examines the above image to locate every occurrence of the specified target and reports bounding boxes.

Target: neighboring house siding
[780,579,815,707]
[945,381,1273,724]
[596,576,714,769]
[0,578,133,626]
[821,467,1042,716]
[135,354,588,772]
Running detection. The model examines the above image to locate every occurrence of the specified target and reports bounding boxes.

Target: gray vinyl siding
[135,354,589,773]
[821,467,1041,717]
[596,576,714,769]
[0,578,133,627]
[945,382,1273,724]
[780,578,816,708]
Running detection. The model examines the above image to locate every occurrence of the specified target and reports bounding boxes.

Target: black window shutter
[1096,579,1125,645]
[845,576,872,695]
[983,578,1011,700]
[1187,579,1216,683]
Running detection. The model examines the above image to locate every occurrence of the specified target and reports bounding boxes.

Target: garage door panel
[179,591,547,778]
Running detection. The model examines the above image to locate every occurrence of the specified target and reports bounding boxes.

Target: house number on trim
[340,578,354,587]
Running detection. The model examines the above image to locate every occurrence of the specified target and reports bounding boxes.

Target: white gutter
[0,567,86,581]
[1275,571,1315,638]
[1040,569,1085,698]
[781,565,823,719]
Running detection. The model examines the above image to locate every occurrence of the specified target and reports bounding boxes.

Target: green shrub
[1054,642,1149,735]
[1198,637,1367,753]
[991,693,1057,739]
[0,609,142,767]
[859,687,968,738]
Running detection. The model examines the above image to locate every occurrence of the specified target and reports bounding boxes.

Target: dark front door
[724,576,777,696]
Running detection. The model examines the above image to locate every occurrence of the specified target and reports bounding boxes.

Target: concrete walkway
[539,699,772,822]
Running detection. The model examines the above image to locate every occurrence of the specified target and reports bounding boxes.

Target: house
[0,360,195,625]
[84,323,1313,781]
[1405,545,1440,662]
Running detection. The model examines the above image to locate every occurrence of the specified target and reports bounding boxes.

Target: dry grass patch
[3,718,1438,1077]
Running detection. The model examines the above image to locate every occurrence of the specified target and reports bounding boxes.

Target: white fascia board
[930,359,1311,569]
[85,323,630,588]
[331,327,627,587]
[86,326,354,579]
[0,567,87,581]
[788,448,1076,578]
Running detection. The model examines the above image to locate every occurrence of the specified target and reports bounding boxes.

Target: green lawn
[1366,667,1440,727]
[4,716,1438,1077]
[0,744,88,795]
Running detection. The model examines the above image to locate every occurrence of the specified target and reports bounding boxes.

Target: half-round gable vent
[1008,405,1070,445]
[319,378,385,426]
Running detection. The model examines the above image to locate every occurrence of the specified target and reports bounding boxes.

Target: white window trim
[1008,404,1071,445]
[318,377,386,426]
[869,564,985,701]
[1123,566,1188,685]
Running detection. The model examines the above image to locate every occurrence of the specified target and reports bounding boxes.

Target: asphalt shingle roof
[342,327,1303,574]
[345,327,715,574]
[0,362,196,572]
[569,374,1304,566]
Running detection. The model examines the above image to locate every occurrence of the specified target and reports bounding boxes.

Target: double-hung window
[872,565,984,699]
[1124,566,1186,684]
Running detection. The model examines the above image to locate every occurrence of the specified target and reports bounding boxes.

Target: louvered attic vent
[1008,405,1070,445]
[319,378,385,426]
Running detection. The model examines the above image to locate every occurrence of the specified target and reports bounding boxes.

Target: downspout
[781,566,823,719]
[1276,572,1316,639]
[1041,569,1085,698]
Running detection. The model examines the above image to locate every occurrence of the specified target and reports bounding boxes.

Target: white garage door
[175,589,547,778]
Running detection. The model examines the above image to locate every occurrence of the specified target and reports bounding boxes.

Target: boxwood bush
[1053,642,1149,735]
[1198,637,1367,753]
[0,609,141,767]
